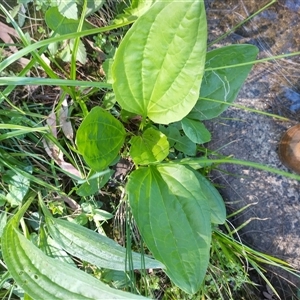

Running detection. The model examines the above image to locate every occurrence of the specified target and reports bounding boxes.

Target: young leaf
[130,127,169,165]
[40,200,164,271]
[45,7,93,34]
[76,169,113,197]
[2,200,146,299]
[76,107,126,171]
[127,165,211,294]
[189,44,259,120]
[181,117,211,144]
[115,0,155,23]
[112,1,207,124]
[174,135,196,156]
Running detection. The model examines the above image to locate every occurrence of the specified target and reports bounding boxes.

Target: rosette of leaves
[75,0,258,295]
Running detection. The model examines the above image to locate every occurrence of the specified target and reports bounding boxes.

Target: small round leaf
[130,127,169,165]
[76,107,126,171]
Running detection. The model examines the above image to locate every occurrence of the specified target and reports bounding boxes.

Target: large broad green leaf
[127,165,211,294]
[2,200,147,300]
[189,44,259,120]
[130,127,169,165]
[40,199,164,271]
[112,1,207,124]
[76,107,126,171]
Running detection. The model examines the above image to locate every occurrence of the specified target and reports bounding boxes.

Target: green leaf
[2,200,146,299]
[102,92,116,110]
[70,39,87,64]
[0,211,7,237]
[5,166,32,207]
[189,169,226,224]
[77,169,113,197]
[174,135,196,156]
[189,44,259,120]
[130,127,169,165]
[115,0,155,23]
[167,157,214,169]
[112,1,207,124]
[39,226,76,267]
[127,165,211,294]
[45,7,93,35]
[76,107,126,171]
[102,58,114,84]
[77,0,105,17]
[57,0,78,20]
[181,117,211,144]
[159,124,181,147]
[160,124,197,156]
[40,200,164,271]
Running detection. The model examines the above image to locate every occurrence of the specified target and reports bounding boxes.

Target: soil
[205,0,300,298]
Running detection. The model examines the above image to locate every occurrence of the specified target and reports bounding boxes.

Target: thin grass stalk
[208,0,277,47]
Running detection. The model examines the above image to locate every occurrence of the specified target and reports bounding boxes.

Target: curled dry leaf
[59,98,74,140]
[43,110,62,161]
[0,21,30,68]
[43,107,81,179]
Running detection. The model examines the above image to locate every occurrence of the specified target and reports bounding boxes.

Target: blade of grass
[0,77,111,89]
[248,258,281,299]
[214,230,299,272]
[0,4,134,73]
[169,157,300,182]
[70,0,87,82]
[208,0,277,47]
[0,149,61,192]
[199,97,289,121]
[0,5,74,98]
[205,52,300,72]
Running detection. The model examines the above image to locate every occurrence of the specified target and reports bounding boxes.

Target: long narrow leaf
[40,199,164,271]
[2,199,147,300]
[0,77,111,88]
